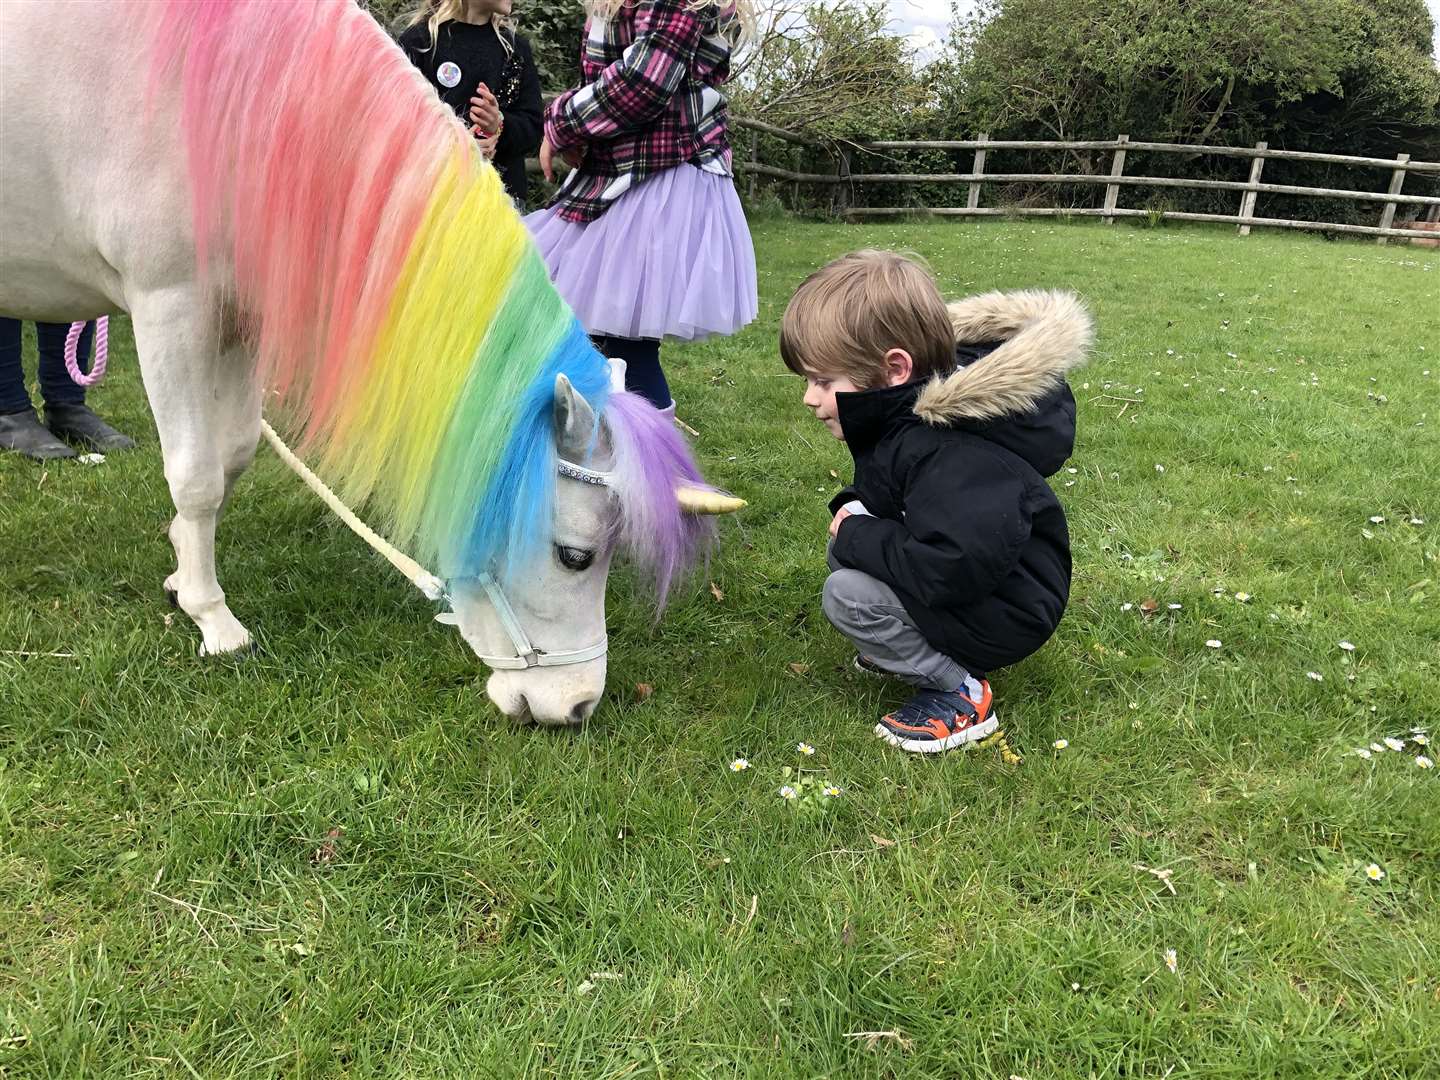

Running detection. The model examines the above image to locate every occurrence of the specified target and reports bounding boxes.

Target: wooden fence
[732,117,1440,244]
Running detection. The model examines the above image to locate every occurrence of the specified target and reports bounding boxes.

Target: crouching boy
[780,251,1092,752]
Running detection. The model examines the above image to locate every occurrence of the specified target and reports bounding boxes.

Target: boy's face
[799,350,914,441]
[801,370,863,440]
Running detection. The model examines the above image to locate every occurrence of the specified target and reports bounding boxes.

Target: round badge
[437,61,462,88]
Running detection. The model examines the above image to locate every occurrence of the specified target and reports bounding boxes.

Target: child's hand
[472,127,500,160]
[540,136,585,182]
[469,83,502,135]
[829,507,851,538]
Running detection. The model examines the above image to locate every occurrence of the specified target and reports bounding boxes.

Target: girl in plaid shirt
[526,0,758,412]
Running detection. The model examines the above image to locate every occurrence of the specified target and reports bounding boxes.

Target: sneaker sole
[853,656,898,679]
[874,715,999,754]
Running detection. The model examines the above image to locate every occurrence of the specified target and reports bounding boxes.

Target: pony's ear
[553,373,598,462]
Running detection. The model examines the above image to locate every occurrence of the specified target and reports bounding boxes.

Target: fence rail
[731,118,1440,244]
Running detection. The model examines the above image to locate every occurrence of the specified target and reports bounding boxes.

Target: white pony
[0,0,738,725]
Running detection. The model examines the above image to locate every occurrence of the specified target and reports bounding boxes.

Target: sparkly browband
[557,461,612,487]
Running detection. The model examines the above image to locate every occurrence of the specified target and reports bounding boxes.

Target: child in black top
[398,0,544,203]
[781,251,1092,754]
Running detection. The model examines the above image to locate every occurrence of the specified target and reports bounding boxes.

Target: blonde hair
[402,1,517,56]
[585,0,755,46]
[780,250,956,390]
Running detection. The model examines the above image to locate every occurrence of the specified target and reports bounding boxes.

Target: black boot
[0,408,77,460]
[44,402,136,451]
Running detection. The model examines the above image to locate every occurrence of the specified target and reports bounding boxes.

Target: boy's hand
[828,507,851,538]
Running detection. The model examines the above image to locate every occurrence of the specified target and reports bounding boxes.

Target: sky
[887,0,1440,65]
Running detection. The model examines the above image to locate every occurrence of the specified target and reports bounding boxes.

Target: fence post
[1102,134,1129,224]
[1375,153,1411,245]
[832,144,852,216]
[1237,141,1266,235]
[967,133,989,210]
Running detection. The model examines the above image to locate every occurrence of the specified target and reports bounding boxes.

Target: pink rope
[64,317,109,387]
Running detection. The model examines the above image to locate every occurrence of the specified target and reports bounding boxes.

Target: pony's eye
[555,545,595,572]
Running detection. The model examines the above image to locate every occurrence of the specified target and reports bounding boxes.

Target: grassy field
[2,218,1437,1078]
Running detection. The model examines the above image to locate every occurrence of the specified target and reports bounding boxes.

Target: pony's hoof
[199,638,259,659]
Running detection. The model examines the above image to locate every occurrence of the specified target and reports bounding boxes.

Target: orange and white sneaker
[874,682,998,754]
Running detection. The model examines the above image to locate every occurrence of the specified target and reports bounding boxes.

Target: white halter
[441,459,614,670]
[262,361,628,672]
[261,420,615,671]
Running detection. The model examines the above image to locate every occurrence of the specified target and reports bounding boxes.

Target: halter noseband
[437,459,614,670]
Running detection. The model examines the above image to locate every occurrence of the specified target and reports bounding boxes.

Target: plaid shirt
[544,0,737,223]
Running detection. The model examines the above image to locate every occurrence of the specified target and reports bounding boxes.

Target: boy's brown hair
[779,250,955,389]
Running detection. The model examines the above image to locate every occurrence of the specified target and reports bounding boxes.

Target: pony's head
[444,360,742,726]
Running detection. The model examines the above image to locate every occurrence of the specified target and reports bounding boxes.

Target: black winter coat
[828,289,1093,674]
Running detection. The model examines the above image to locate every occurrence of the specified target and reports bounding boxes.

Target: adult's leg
[0,317,31,414]
[35,320,90,406]
[37,320,135,450]
[0,317,74,459]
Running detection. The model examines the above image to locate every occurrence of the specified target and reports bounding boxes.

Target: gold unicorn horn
[676,486,746,515]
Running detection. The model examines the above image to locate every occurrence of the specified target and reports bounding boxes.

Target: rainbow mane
[146,0,710,598]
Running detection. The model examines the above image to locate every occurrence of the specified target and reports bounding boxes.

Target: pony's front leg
[132,290,258,656]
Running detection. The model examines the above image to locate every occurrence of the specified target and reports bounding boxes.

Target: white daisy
[729,758,750,772]
[778,785,797,800]
[1205,640,1222,649]
[1417,756,1434,770]
[1365,864,1385,881]
[1353,748,1372,759]
[1164,949,1178,974]
[1338,641,1355,652]
[1384,737,1405,752]
[796,742,815,756]
[1306,672,1323,682]
[1053,739,1069,750]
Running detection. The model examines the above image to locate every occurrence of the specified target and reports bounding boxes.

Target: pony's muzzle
[485,663,606,727]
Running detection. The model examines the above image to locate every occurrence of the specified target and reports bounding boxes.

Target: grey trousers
[822,544,970,692]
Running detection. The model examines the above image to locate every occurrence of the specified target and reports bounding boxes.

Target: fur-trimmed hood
[833,288,1091,479]
[914,289,1093,425]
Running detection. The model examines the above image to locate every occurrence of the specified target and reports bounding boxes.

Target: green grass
[2,219,1437,1078]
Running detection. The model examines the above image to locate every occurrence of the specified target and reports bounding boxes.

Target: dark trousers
[0,317,94,414]
[592,335,671,410]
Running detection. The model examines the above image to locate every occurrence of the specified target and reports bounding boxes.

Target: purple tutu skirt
[525,164,758,343]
